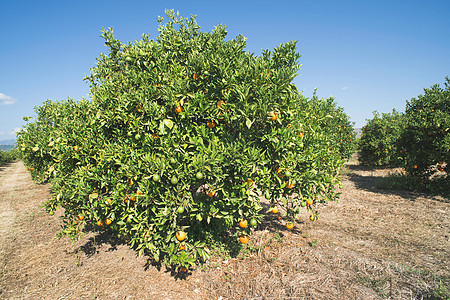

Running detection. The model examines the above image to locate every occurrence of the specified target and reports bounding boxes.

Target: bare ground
[0,159,448,299]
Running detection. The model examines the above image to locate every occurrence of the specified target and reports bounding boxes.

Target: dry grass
[0,159,448,299]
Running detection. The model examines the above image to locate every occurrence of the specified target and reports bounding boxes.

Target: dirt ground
[0,158,448,299]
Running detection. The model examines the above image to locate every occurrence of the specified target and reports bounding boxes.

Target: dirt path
[0,160,448,299]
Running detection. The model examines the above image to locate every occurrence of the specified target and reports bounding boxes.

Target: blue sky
[1,0,449,141]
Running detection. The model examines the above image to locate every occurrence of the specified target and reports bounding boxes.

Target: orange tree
[18,10,353,269]
[17,98,93,182]
[358,109,405,167]
[307,91,356,161]
[0,149,17,165]
[399,78,449,178]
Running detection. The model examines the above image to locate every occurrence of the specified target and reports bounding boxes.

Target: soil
[0,158,448,299]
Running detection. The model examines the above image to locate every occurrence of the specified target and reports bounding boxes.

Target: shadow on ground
[345,165,449,203]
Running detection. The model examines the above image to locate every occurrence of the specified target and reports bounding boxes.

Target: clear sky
[1,0,449,141]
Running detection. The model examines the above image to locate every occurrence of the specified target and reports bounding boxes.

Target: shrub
[0,148,19,165]
[399,77,450,178]
[17,10,352,269]
[358,109,405,167]
[307,91,356,161]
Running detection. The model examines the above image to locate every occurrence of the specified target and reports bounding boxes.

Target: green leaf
[245,118,253,129]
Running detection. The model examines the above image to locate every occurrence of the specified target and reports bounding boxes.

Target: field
[0,156,448,299]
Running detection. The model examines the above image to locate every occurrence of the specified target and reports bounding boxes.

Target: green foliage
[17,10,353,268]
[358,109,405,167]
[0,148,19,165]
[358,78,449,196]
[399,77,450,177]
[307,90,356,160]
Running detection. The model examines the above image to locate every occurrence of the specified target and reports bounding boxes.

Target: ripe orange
[413,165,418,169]
[207,120,215,128]
[217,100,225,108]
[272,206,279,214]
[176,231,187,241]
[180,266,188,273]
[193,73,199,80]
[239,219,248,228]
[239,235,249,244]
[310,214,315,221]
[277,168,285,178]
[136,190,143,195]
[78,215,85,221]
[105,218,112,225]
[269,112,278,121]
[206,190,216,197]
[175,106,183,113]
[298,132,304,138]
[97,220,104,226]
[286,179,296,189]
[306,198,313,206]
[179,244,186,251]
[286,222,294,229]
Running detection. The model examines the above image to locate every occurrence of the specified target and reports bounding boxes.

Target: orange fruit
[239,235,249,244]
[175,106,183,113]
[306,198,313,206]
[105,199,112,206]
[239,219,248,228]
[277,168,285,178]
[207,120,215,128]
[78,215,85,221]
[105,218,112,225]
[179,244,186,251]
[286,222,294,229]
[130,196,137,202]
[176,231,187,241]
[217,100,225,108]
[97,220,104,226]
[136,190,143,195]
[206,190,216,197]
[193,73,199,80]
[180,266,188,273]
[298,132,304,138]
[269,112,278,121]
[74,145,81,152]
[310,214,315,221]
[413,165,418,169]
[286,179,296,189]
[272,206,279,214]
